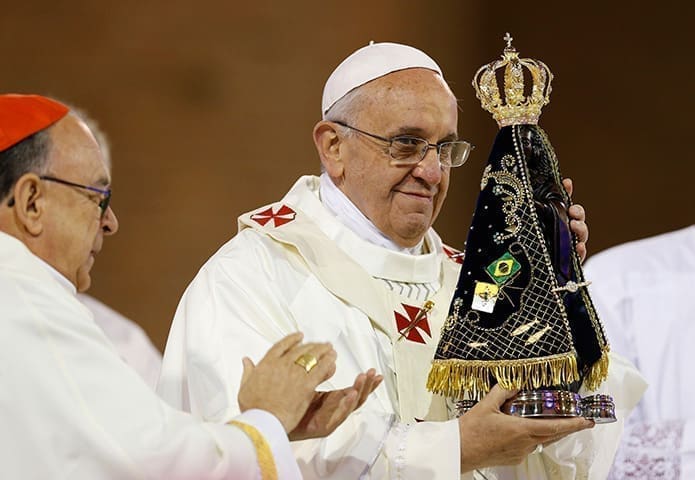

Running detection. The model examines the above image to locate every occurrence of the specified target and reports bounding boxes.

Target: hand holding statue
[458,385,594,472]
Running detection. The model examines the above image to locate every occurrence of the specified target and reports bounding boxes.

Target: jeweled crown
[472,33,553,128]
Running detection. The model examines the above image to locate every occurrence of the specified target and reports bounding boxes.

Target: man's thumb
[482,384,520,408]
[240,357,255,385]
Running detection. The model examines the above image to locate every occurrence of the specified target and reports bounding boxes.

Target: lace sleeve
[608,419,685,479]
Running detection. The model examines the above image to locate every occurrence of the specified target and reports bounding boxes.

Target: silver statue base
[456,390,616,423]
[579,394,617,423]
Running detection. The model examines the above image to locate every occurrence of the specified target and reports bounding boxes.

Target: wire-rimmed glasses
[40,175,111,217]
[334,121,473,168]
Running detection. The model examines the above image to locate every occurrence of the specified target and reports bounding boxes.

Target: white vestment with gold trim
[158,175,645,479]
[0,231,299,480]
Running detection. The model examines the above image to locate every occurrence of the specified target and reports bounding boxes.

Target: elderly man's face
[41,115,119,291]
[334,68,458,248]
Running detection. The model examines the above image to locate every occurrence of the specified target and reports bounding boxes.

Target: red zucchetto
[0,94,69,152]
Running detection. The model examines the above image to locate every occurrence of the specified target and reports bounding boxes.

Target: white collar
[281,176,442,283]
[318,172,425,255]
[0,231,77,295]
[36,256,77,296]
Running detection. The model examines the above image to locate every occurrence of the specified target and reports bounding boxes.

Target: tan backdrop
[2,1,692,350]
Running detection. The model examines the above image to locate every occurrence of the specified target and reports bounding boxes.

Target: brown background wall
[2,1,692,350]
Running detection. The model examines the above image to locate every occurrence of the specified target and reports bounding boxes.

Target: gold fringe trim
[427,353,580,400]
[228,420,278,480]
[583,347,610,392]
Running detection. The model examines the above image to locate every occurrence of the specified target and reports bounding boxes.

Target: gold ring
[294,353,318,373]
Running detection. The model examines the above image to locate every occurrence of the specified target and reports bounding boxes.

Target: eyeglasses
[334,121,473,168]
[40,175,112,217]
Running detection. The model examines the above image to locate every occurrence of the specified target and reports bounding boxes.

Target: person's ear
[12,173,46,236]
[313,121,345,179]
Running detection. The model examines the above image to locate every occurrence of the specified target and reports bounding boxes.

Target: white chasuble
[158,176,645,480]
[241,198,461,425]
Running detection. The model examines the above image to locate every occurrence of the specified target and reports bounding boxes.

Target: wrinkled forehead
[47,114,110,183]
[355,69,458,131]
[365,68,454,97]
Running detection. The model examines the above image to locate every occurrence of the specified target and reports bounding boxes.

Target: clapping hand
[289,368,382,441]
[237,332,382,440]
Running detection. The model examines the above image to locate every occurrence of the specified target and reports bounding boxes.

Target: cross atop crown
[472,34,554,128]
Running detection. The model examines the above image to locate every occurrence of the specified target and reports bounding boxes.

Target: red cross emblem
[443,245,464,264]
[250,205,296,227]
[394,303,432,344]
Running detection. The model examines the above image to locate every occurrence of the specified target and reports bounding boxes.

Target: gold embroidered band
[228,420,278,480]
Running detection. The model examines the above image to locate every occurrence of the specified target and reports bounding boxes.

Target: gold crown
[472,33,553,128]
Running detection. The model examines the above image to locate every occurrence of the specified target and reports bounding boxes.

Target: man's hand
[458,385,594,472]
[237,333,338,434]
[289,368,383,441]
[563,178,589,262]
[236,333,382,439]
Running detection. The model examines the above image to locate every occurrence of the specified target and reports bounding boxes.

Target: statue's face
[518,125,534,162]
